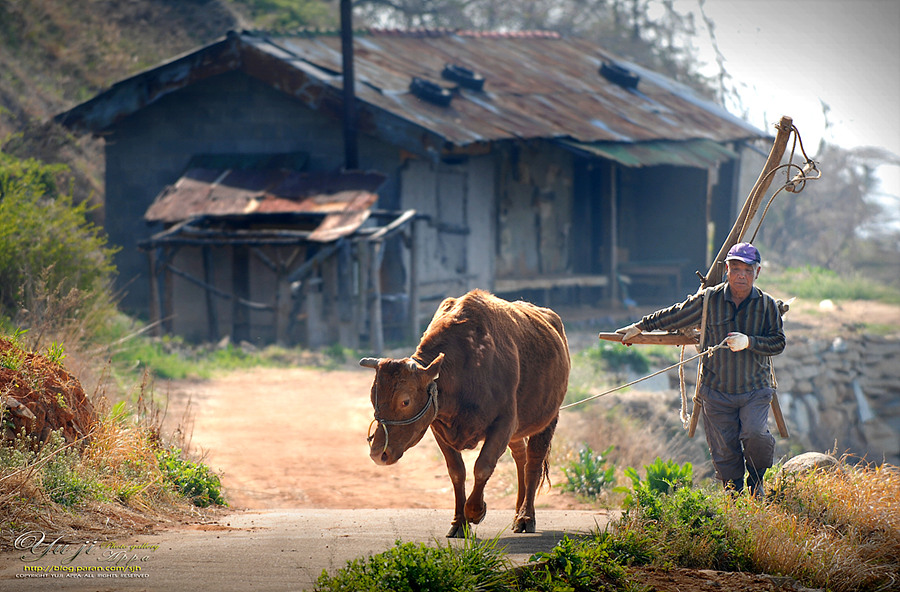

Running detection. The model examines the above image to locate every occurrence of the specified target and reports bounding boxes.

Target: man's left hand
[726,332,749,352]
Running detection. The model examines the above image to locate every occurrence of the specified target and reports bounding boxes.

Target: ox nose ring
[367,418,389,455]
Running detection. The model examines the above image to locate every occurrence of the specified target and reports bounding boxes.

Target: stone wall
[670,333,900,466]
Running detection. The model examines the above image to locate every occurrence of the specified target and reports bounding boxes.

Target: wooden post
[275,271,292,346]
[202,246,219,342]
[303,269,324,348]
[357,241,370,348]
[408,218,420,343]
[607,163,619,307]
[162,247,175,335]
[770,391,790,438]
[146,250,162,337]
[232,246,251,343]
[705,166,718,269]
[369,240,384,356]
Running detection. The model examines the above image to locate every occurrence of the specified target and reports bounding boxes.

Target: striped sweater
[638,283,785,394]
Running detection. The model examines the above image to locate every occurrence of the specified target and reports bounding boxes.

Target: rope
[559,339,730,411]
[747,124,821,243]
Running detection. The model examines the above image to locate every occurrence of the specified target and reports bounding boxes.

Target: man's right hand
[616,323,642,343]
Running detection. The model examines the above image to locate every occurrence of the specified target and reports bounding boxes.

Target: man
[617,242,785,497]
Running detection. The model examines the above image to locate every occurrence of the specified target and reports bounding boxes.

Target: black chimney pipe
[340,0,358,170]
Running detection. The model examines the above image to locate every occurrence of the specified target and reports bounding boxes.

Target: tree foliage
[754,142,900,281]
[0,150,117,322]
[227,0,335,30]
[353,0,715,97]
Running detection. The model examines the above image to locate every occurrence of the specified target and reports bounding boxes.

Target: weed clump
[315,534,510,592]
[157,446,226,508]
[561,444,616,499]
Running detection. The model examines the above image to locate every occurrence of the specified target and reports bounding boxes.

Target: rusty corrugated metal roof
[57,29,766,156]
[145,169,384,241]
[558,138,739,168]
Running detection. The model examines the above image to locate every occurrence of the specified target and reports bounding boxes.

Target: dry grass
[726,459,900,591]
[1,360,218,551]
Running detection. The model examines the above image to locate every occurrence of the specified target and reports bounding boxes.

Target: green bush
[39,431,101,507]
[315,535,510,592]
[578,342,650,375]
[561,444,616,499]
[0,150,117,325]
[624,457,693,500]
[616,485,750,571]
[157,447,226,508]
[522,535,630,591]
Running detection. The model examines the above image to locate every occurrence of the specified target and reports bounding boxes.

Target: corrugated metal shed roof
[57,29,766,156]
[558,138,738,168]
[145,169,384,241]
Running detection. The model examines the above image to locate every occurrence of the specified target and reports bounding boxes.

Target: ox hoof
[513,516,535,533]
[446,522,470,539]
[465,502,487,525]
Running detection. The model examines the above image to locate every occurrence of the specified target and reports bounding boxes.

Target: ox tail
[531,416,558,494]
[540,448,552,493]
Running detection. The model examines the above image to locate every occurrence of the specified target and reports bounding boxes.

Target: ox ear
[359,357,382,369]
[423,352,445,381]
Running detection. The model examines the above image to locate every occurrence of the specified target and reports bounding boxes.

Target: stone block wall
[669,333,900,465]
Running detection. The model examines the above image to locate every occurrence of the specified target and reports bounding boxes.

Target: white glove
[616,323,642,343]
[726,332,749,352]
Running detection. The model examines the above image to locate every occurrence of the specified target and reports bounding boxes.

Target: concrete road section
[1,508,612,591]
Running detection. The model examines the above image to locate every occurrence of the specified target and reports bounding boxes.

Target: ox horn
[359,357,382,368]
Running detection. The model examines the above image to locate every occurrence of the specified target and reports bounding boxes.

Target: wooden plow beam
[598,332,697,346]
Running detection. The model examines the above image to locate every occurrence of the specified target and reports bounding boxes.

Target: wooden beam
[368,209,417,241]
[597,331,698,345]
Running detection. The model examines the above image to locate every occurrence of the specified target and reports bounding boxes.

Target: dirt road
[0,366,610,592]
[159,365,596,513]
[0,362,821,591]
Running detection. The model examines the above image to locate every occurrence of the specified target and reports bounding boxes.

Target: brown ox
[360,289,570,537]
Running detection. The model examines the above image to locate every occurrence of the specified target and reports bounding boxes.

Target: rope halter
[361,356,440,456]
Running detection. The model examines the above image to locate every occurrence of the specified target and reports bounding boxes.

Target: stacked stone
[669,334,900,466]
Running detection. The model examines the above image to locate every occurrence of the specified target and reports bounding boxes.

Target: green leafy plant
[157,447,226,508]
[315,534,510,592]
[0,329,28,370]
[523,534,630,591]
[561,444,616,499]
[625,457,693,497]
[40,431,100,507]
[46,341,66,365]
[616,484,749,571]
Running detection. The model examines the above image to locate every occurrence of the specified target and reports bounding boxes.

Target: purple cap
[725,242,761,265]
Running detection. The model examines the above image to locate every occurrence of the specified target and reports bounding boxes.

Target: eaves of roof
[557,138,739,168]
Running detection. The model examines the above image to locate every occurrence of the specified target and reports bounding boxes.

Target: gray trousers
[698,383,776,483]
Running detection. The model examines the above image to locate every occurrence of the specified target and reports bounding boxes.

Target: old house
[56,29,766,350]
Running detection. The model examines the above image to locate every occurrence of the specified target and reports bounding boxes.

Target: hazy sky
[685,0,900,205]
